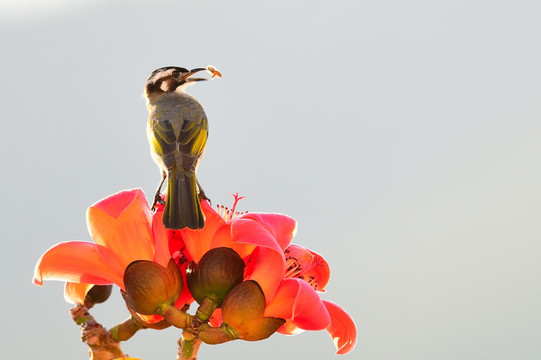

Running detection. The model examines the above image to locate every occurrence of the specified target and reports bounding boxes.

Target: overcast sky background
[1,1,541,359]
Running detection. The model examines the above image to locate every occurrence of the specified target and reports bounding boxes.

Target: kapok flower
[163,193,297,308]
[167,194,357,355]
[33,189,171,304]
[264,244,357,355]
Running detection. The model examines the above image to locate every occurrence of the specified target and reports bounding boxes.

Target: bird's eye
[172,70,180,77]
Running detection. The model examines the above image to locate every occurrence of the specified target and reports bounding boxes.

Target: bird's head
[144,66,208,103]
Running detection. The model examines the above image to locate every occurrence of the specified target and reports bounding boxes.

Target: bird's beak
[183,68,208,82]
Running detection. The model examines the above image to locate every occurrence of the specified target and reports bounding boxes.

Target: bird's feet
[151,193,165,211]
[198,190,211,205]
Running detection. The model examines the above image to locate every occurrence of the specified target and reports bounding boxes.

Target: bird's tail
[163,166,205,230]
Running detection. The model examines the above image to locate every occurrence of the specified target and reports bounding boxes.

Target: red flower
[33,189,170,304]
[265,250,356,354]
[257,244,356,354]
[169,194,357,355]
[33,189,356,355]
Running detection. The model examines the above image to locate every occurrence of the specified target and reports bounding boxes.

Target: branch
[71,304,126,360]
[177,331,202,360]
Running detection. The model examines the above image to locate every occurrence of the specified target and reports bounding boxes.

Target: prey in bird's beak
[206,65,222,79]
[183,65,223,82]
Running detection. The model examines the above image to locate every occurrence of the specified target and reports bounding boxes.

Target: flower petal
[135,313,164,324]
[276,320,304,335]
[322,300,357,355]
[64,282,93,304]
[209,223,249,258]
[179,200,224,262]
[33,241,121,287]
[174,261,194,307]
[244,246,285,304]
[87,189,155,276]
[208,308,223,328]
[242,213,297,251]
[264,278,330,331]
[217,218,287,302]
[168,227,186,259]
[304,248,330,291]
[229,218,285,254]
[285,244,331,292]
[211,217,286,257]
[151,211,172,268]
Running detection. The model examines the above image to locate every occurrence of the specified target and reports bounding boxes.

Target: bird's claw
[151,194,165,211]
[199,191,211,205]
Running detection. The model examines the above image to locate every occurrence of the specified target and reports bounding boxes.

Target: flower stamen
[283,248,323,291]
[230,192,245,214]
[216,193,248,221]
[284,256,303,278]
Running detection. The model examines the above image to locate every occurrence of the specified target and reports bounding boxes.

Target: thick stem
[109,317,142,342]
[71,304,125,360]
[177,331,202,360]
[198,323,237,344]
[157,304,191,329]
[195,297,219,322]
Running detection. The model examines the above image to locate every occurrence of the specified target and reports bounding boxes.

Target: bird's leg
[196,179,211,205]
[151,172,167,211]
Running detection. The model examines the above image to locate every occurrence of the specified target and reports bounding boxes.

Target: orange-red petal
[135,313,164,324]
[151,210,172,267]
[305,248,330,291]
[322,300,357,355]
[285,244,330,292]
[64,282,93,304]
[210,222,250,258]
[87,189,154,277]
[242,213,296,251]
[219,218,287,302]
[174,261,194,307]
[179,200,224,262]
[208,308,223,327]
[244,246,285,304]
[276,320,304,335]
[264,278,330,331]
[33,241,121,287]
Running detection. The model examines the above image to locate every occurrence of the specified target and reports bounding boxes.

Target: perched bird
[144,66,217,229]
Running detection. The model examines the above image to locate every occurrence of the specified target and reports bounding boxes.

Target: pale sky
[2,1,541,359]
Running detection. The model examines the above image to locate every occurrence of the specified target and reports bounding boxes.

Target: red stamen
[215,193,247,221]
[230,192,245,214]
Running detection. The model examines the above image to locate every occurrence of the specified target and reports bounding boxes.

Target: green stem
[195,297,219,322]
[177,331,202,360]
[109,317,142,342]
[198,323,237,344]
[157,304,192,329]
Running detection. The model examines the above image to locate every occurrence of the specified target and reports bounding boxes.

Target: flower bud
[85,284,113,305]
[121,259,182,315]
[186,247,245,306]
[221,280,285,341]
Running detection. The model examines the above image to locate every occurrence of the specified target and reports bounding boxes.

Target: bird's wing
[177,116,208,159]
[148,114,208,172]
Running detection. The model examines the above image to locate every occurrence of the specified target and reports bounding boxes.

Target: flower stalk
[194,296,219,322]
[109,317,143,342]
[156,303,192,329]
[70,304,125,360]
[198,324,237,344]
[177,331,202,360]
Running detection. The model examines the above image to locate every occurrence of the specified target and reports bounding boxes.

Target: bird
[144,66,218,230]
